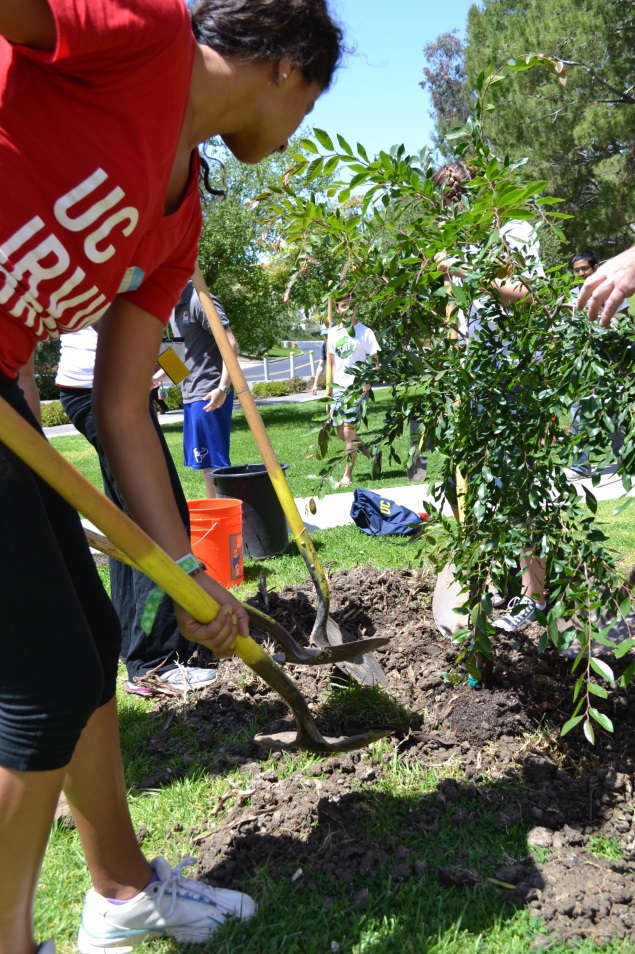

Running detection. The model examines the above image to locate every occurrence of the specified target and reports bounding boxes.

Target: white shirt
[328,321,380,388]
[55,326,98,388]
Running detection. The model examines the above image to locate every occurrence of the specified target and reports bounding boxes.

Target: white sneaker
[38,942,56,954]
[77,856,256,952]
[160,667,219,691]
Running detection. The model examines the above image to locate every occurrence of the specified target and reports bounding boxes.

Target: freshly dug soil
[148,567,635,946]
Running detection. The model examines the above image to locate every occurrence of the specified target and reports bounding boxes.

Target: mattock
[0,396,393,754]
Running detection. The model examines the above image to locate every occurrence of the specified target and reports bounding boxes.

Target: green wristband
[140,554,206,633]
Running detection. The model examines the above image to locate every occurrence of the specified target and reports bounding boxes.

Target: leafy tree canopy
[261,60,635,741]
[423,0,635,260]
[197,136,337,353]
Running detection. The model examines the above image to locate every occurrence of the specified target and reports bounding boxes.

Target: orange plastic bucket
[187,498,243,588]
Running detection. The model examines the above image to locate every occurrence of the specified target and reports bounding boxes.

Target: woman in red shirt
[0,2,343,952]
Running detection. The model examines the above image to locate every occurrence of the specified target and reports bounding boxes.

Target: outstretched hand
[577,246,635,326]
[173,573,249,658]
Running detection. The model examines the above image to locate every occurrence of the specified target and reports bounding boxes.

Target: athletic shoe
[37,942,56,954]
[77,856,257,953]
[124,682,154,697]
[494,595,543,633]
[160,667,219,691]
[570,463,593,479]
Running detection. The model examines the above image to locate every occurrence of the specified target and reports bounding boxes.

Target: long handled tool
[0,397,392,754]
[432,279,469,637]
[192,267,387,687]
[84,528,388,667]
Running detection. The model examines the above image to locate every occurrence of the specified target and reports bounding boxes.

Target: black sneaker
[494,596,541,633]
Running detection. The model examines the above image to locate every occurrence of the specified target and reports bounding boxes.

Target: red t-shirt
[0,0,202,377]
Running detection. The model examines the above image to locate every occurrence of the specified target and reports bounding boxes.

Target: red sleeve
[120,196,202,327]
[16,0,187,69]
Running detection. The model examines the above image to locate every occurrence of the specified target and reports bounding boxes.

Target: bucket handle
[191,520,219,544]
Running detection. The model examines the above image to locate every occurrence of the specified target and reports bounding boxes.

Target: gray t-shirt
[173,282,231,404]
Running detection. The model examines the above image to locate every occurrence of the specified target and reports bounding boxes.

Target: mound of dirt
[152,567,635,945]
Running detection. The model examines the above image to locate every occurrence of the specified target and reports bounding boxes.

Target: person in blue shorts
[174,281,239,498]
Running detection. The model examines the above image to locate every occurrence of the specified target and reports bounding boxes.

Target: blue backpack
[350,488,425,537]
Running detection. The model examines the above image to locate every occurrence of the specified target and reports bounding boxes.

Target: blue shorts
[183,397,233,471]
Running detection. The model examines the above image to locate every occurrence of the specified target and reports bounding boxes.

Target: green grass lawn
[39,393,635,953]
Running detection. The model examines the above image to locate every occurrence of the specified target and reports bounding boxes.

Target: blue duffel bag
[350,488,426,537]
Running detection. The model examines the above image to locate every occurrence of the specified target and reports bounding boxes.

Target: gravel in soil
[146,567,635,946]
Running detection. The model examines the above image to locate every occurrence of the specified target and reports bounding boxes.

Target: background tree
[424,0,635,260]
[198,136,337,353]
[263,60,635,742]
[420,31,471,159]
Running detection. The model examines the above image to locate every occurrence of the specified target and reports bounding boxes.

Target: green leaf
[589,708,614,733]
[573,673,585,702]
[313,128,334,151]
[336,134,353,155]
[587,682,608,699]
[583,485,597,514]
[561,714,584,736]
[583,719,596,744]
[614,637,634,659]
[618,661,635,688]
[590,658,615,682]
[300,138,319,154]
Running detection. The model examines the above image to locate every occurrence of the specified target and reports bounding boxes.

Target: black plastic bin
[210,463,290,559]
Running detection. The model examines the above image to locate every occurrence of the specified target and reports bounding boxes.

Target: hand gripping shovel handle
[0,397,389,753]
[83,527,390,667]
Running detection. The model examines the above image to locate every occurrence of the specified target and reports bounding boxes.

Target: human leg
[494,554,546,632]
[203,397,233,498]
[0,380,118,953]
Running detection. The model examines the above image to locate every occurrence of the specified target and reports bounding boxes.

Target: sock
[107,868,160,905]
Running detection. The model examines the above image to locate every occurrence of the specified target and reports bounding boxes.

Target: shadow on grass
[192,774,546,954]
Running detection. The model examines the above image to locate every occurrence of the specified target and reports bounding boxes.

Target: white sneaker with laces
[37,942,56,954]
[160,667,219,691]
[77,856,256,953]
[494,595,543,633]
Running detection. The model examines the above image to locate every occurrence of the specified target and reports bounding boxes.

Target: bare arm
[204,327,239,411]
[93,299,248,653]
[17,353,41,425]
[578,245,635,326]
[311,359,325,394]
[0,0,56,49]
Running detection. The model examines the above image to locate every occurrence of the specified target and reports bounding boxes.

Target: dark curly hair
[189,0,344,91]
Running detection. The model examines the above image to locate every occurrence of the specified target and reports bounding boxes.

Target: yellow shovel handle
[192,267,329,603]
[0,396,267,669]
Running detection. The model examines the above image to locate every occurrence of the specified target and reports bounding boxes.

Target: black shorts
[0,374,121,771]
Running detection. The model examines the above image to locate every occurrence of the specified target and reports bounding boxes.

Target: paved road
[241,340,322,385]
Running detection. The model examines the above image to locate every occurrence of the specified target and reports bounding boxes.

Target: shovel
[0,396,392,754]
[83,527,389,668]
[432,282,470,637]
[192,267,387,687]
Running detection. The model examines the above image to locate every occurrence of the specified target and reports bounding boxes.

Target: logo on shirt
[0,168,140,341]
[118,266,145,293]
[333,330,356,360]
